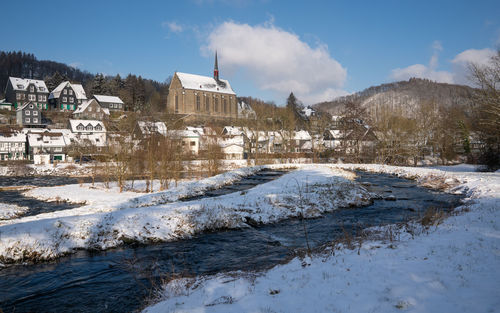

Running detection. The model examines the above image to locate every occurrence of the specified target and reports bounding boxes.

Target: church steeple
[214,51,219,81]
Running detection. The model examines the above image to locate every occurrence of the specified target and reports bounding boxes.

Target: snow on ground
[0,164,370,263]
[0,203,29,220]
[144,164,500,313]
[429,163,480,173]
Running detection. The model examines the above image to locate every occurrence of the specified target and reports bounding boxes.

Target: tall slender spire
[214,50,219,81]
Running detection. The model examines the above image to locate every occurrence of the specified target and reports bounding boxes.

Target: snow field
[144,164,500,313]
[0,164,370,263]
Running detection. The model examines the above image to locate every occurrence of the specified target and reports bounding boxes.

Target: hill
[314,78,477,121]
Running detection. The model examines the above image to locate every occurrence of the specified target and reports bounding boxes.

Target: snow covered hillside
[0,164,371,263]
[144,164,500,313]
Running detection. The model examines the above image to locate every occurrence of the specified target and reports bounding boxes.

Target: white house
[168,129,201,155]
[26,129,70,164]
[135,121,168,138]
[219,136,245,159]
[68,119,107,148]
[0,132,27,160]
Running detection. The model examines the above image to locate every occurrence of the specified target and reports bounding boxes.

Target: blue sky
[1,0,499,105]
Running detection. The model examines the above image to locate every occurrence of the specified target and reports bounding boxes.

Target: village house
[167,52,238,119]
[219,136,245,159]
[49,81,87,111]
[237,101,256,119]
[323,129,343,150]
[73,99,109,120]
[25,129,70,164]
[93,95,125,112]
[16,102,42,127]
[0,131,27,161]
[167,129,201,155]
[133,121,168,140]
[68,119,107,149]
[4,77,49,110]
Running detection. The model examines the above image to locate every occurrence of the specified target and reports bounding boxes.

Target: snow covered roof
[301,106,315,117]
[137,121,167,136]
[69,119,106,133]
[9,77,48,93]
[73,99,109,115]
[49,81,87,100]
[222,126,244,136]
[27,130,69,148]
[72,133,107,147]
[0,132,26,143]
[185,126,205,136]
[93,95,124,104]
[293,130,312,141]
[167,129,200,139]
[176,72,236,95]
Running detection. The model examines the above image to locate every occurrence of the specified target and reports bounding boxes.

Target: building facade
[0,132,27,160]
[16,102,42,127]
[48,81,87,111]
[73,99,109,120]
[93,95,124,111]
[4,77,49,110]
[167,52,238,119]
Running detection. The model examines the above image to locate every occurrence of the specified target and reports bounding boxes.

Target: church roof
[175,72,236,95]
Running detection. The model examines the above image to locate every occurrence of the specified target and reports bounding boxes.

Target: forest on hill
[0,51,169,112]
[314,78,477,118]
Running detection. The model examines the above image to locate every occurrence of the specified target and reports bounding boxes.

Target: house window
[38,95,44,101]
[63,97,67,103]
[33,118,38,123]
[29,94,36,101]
[205,96,210,112]
[77,124,84,130]
[69,90,73,95]
[33,111,38,116]
[95,125,102,131]
[25,118,30,123]
[30,86,34,92]
[69,97,74,103]
[86,124,93,131]
[63,89,67,95]
[16,93,21,100]
[38,87,45,91]
[196,95,200,111]
[190,141,196,146]
[26,110,31,115]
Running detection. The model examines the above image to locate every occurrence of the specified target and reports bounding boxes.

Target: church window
[175,95,179,112]
[214,98,219,112]
[205,96,210,112]
[196,95,200,111]
[223,99,227,113]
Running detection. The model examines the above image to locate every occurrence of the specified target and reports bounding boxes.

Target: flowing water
[0,171,463,313]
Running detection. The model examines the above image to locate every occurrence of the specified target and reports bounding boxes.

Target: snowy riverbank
[0,164,371,263]
[144,164,500,313]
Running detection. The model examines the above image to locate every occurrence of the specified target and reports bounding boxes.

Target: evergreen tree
[91,73,106,96]
[45,71,68,91]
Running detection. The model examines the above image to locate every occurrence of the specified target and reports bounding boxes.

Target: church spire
[214,50,219,81]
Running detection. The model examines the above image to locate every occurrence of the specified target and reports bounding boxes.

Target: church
[167,52,238,118]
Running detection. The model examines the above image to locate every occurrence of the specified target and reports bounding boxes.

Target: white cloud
[391,40,455,84]
[451,48,496,67]
[162,21,184,33]
[203,21,347,105]
[390,42,496,86]
[451,48,496,85]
